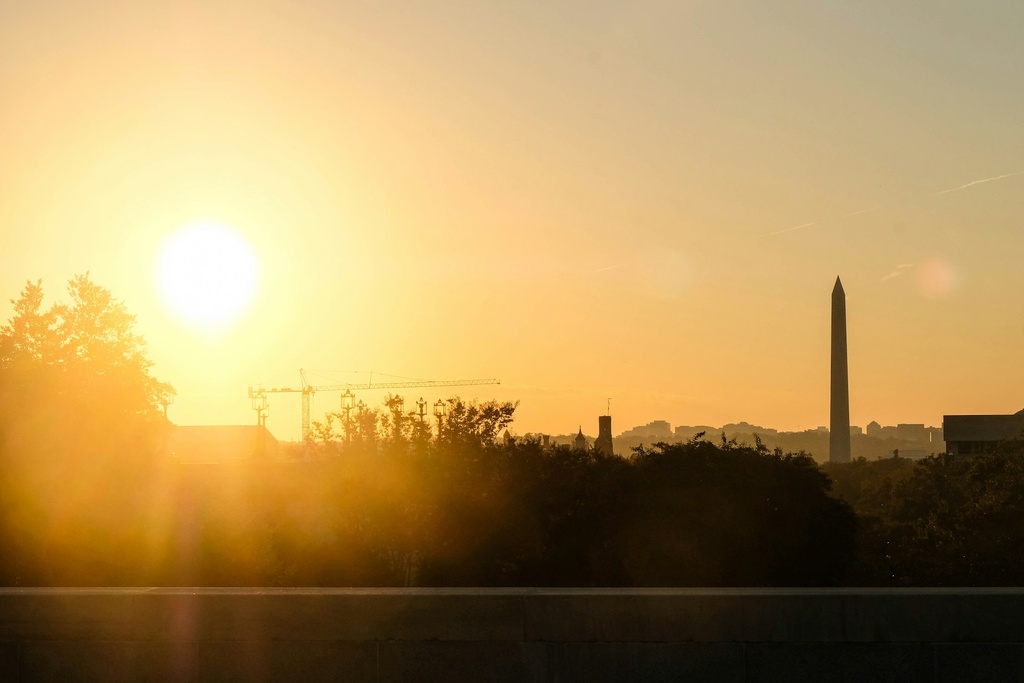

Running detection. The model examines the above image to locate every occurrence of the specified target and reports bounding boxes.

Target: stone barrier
[0,588,1021,681]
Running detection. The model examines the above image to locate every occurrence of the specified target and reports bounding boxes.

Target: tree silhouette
[602,441,857,586]
[0,275,171,585]
[0,277,867,587]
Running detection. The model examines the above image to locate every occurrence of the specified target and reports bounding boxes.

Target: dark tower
[830,276,852,463]
[595,415,614,456]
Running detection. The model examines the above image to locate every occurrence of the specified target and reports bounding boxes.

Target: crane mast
[248,369,500,442]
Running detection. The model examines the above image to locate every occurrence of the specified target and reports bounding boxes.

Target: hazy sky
[2,1,1022,440]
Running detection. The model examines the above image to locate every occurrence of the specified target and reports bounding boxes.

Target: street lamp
[159,389,175,419]
[251,392,269,424]
[391,396,405,438]
[416,397,427,422]
[250,391,269,457]
[355,400,367,441]
[341,390,355,443]
[433,399,445,437]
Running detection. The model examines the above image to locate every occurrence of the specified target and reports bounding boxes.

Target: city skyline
[2,2,1023,441]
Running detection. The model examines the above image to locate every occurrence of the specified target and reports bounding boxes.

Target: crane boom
[248,372,500,442]
[312,378,500,392]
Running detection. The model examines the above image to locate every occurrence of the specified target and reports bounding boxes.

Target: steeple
[574,427,587,451]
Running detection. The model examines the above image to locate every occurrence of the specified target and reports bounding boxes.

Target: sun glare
[156,221,260,331]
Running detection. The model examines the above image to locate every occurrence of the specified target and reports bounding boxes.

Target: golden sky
[2,1,1022,440]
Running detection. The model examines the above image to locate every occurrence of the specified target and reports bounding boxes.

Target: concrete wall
[2,588,1024,682]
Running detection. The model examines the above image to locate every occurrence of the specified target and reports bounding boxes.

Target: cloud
[757,208,876,238]
[932,171,1024,196]
[757,170,1022,240]
[880,263,915,282]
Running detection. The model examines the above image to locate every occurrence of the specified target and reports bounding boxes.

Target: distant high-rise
[830,276,852,463]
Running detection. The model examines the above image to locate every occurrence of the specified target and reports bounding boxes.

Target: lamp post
[416,397,427,423]
[433,399,445,438]
[390,396,405,439]
[159,389,175,419]
[251,391,269,457]
[341,390,354,444]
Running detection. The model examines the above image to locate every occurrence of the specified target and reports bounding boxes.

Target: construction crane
[248,369,501,442]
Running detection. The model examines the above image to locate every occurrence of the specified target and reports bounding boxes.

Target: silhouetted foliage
[825,444,1024,586]
[598,441,856,585]
[0,275,172,584]
[0,278,934,588]
[151,426,856,587]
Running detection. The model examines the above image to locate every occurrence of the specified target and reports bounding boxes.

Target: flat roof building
[168,425,279,463]
[943,410,1024,456]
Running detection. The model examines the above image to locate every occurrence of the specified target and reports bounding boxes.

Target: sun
[155,221,260,331]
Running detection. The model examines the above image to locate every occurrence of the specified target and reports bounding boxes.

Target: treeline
[0,430,857,587]
[2,276,1024,587]
[826,442,1024,586]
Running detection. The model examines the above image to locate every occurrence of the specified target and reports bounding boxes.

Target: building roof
[943,411,1024,443]
[168,425,279,463]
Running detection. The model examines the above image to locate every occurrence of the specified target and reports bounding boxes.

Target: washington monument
[830,276,851,463]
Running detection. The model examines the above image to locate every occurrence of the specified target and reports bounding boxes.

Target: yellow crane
[248,369,500,442]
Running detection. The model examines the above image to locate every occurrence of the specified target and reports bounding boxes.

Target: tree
[437,397,518,447]
[0,274,172,585]
[847,442,1024,586]
[599,441,858,586]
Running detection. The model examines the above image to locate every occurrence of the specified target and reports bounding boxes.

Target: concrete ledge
[523,589,1024,643]
[3,589,1024,681]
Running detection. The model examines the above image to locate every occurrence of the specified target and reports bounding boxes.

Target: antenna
[607,397,611,415]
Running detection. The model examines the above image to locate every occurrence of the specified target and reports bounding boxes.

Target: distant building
[850,425,863,436]
[897,423,928,443]
[168,425,279,463]
[943,410,1024,456]
[594,415,614,456]
[722,422,777,437]
[574,427,587,451]
[620,420,673,440]
[865,421,942,445]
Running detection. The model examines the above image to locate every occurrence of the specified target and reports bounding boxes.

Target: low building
[620,420,673,440]
[897,423,928,443]
[943,410,1024,456]
[168,425,279,463]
